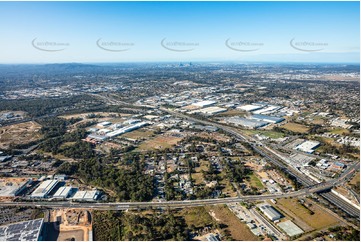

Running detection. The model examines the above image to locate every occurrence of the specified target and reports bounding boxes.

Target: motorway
[0,184,337,210]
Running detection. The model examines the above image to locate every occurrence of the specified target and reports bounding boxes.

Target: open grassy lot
[245,130,285,139]
[0,121,42,149]
[136,134,182,151]
[281,122,310,133]
[215,109,246,117]
[121,129,154,140]
[310,116,326,125]
[247,173,264,189]
[207,205,259,241]
[178,207,214,228]
[275,198,340,230]
[329,128,350,135]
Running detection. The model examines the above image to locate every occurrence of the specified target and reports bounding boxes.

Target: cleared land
[245,130,285,139]
[281,123,309,133]
[207,205,259,241]
[136,134,182,151]
[247,173,264,189]
[178,207,214,228]
[0,121,42,149]
[275,198,340,230]
[349,171,360,186]
[329,128,350,135]
[121,129,154,140]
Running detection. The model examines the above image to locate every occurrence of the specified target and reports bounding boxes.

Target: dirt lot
[275,198,340,230]
[50,209,92,241]
[136,133,183,151]
[207,205,259,241]
[281,122,309,133]
[0,121,42,149]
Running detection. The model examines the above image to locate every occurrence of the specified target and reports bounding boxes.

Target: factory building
[106,121,148,138]
[225,117,268,129]
[71,190,100,201]
[30,179,59,198]
[237,104,264,112]
[0,218,44,241]
[53,186,72,199]
[250,114,285,124]
[197,106,227,115]
[294,140,320,154]
[192,100,217,108]
[258,203,283,221]
[97,121,112,127]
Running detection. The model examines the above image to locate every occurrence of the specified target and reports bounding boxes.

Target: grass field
[136,134,182,151]
[310,116,326,125]
[207,205,259,241]
[281,123,309,133]
[215,109,246,117]
[329,128,350,135]
[275,198,340,230]
[121,129,154,140]
[245,130,285,139]
[0,121,42,149]
[178,207,214,228]
[247,173,264,189]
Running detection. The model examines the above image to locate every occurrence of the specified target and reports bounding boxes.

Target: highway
[0,186,334,210]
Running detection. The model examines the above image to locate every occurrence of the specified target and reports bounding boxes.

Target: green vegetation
[93,211,190,241]
[247,173,264,189]
[59,156,154,201]
[328,226,360,241]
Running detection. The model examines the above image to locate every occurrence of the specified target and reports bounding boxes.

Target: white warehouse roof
[192,100,217,107]
[237,104,263,112]
[294,140,320,154]
[31,179,58,198]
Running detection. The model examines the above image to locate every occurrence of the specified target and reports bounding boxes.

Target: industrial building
[71,190,100,201]
[30,179,59,198]
[197,106,227,115]
[0,179,32,197]
[53,186,72,199]
[278,220,304,237]
[106,121,148,138]
[192,100,217,108]
[0,218,44,241]
[252,105,282,115]
[237,104,264,112]
[294,140,320,154]
[225,117,268,129]
[250,114,285,124]
[97,121,112,127]
[258,203,283,221]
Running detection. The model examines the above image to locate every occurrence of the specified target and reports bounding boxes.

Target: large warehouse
[30,179,59,198]
[0,218,44,241]
[294,140,320,154]
[258,203,283,221]
[225,117,268,129]
[250,114,285,124]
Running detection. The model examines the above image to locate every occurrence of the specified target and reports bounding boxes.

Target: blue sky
[0,1,359,63]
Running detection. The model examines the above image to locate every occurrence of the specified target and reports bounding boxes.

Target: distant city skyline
[0,1,359,63]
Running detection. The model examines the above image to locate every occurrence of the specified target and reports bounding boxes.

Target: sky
[0,1,359,63]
